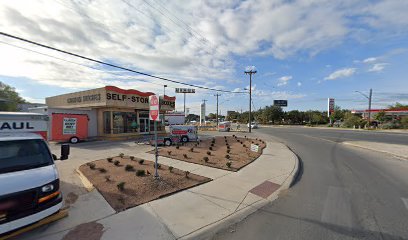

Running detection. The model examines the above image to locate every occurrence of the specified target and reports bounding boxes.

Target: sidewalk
[18,139,298,240]
[261,124,408,134]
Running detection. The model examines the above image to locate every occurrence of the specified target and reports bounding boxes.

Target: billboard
[273,100,288,107]
[328,98,335,117]
[175,88,196,93]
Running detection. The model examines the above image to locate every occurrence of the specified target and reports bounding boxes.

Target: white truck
[151,125,198,146]
[0,112,70,236]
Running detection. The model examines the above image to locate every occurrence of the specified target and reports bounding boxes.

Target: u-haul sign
[0,120,47,132]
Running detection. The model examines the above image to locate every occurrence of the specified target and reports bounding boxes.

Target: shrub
[130,156,135,161]
[176,145,180,149]
[227,146,231,150]
[185,171,190,178]
[136,170,145,176]
[167,150,172,155]
[107,157,113,162]
[226,161,232,168]
[119,153,124,158]
[206,151,211,156]
[225,154,230,159]
[245,136,247,138]
[243,144,246,148]
[125,164,134,171]
[203,156,209,162]
[87,163,96,169]
[98,168,107,173]
[105,175,111,182]
[183,154,188,159]
[138,159,144,165]
[227,149,231,153]
[117,182,125,191]
[209,146,213,151]
[232,134,235,137]
[189,147,194,152]
[168,166,174,172]
[113,160,120,166]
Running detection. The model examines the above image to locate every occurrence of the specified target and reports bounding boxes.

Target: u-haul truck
[0,112,69,237]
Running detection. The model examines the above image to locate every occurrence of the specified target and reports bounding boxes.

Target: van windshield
[0,139,53,174]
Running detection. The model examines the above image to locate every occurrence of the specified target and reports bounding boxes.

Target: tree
[330,105,344,122]
[207,113,216,120]
[0,81,26,111]
[374,110,386,123]
[186,114,199,122]
[287,110,303,124]
[388,102,408,110]
[343,112,366,128]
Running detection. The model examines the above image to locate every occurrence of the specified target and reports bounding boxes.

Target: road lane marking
[402,198,408,211]
[321,186,353,229]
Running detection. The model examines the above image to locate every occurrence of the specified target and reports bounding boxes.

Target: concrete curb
[179,143,301,240]
[75,168,95,192]
[342,142,408,161]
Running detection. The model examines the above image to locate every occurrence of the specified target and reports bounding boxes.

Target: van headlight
[41,184,54,193]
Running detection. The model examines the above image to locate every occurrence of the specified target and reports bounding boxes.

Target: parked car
[247,122,259,129]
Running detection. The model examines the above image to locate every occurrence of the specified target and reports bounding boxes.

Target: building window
[103,111,111,134]
[112,112,138,134]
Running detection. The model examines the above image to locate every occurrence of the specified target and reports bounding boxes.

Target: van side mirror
[60,144,70,160]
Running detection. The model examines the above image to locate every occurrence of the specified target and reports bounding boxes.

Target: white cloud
[363,57,377,63]
[277,75,292,86]
[297,82,302,87]
[324,68,356,80]
[368,63,389,72]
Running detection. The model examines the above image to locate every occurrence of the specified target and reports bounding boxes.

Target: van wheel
[181,136,189,143]
[164,139,172,146]
[70,137,79,144]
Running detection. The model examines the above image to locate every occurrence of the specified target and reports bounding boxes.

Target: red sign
[149,95,160,121]
[172,130,188,135]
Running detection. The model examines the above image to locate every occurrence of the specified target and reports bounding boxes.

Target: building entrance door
[139,112,150,134]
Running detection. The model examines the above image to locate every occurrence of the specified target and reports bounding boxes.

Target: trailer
[51,113,88,144]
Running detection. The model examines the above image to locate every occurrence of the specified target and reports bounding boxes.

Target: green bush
[185,171,190,178]
[226,161,232,168]
[401,116,408,129]
[130,156,135,161]
[225,154,230,159]
[189,147,194,152]
[98,168,107,173]
[138,159,144,165]
[167,150,172,155]
[136,170,145,176]
[227,149,231,153]
[119,153,124,158]
[209,146,213,151]
[87,163,96,169]
[107,157,113,162]
[176,145,180,149]
[183,154,188,159]
[114,160,120,166]
[105,175,111,182]
[117,182,125,191]
[168,166,174,172]
[203,156,209,162]
[125,165,134,171]
[206,151,211,156]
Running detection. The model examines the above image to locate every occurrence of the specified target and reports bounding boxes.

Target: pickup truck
[0,112,69,236]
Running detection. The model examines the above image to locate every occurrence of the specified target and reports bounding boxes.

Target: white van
[0,112,69,235]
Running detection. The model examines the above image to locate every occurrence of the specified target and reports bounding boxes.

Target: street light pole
[355,88,373,128]
[163,85,167,125]
[245,67,257,133]
[214,93,221,128]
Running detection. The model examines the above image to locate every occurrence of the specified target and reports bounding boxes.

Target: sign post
[149,95,160,179]
[175,88,195,118]
[328,98,335,125]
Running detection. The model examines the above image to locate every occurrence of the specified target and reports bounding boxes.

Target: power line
[0,31,245,93]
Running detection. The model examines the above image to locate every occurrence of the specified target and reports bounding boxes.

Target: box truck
[0,112,69,236]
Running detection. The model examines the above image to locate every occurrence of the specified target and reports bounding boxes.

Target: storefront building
[45,86,176,139]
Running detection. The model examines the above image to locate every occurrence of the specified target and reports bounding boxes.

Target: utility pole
[245,67,257,133]
[183,92,186,117]
[355,88,373,128]
[163,85,167,126]
[214,93,221,128]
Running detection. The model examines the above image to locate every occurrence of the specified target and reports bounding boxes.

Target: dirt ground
[155,136,266,171]
[79,157,211,211]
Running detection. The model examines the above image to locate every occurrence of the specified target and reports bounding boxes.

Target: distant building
[351,108,408,119]
[17,103,46,112]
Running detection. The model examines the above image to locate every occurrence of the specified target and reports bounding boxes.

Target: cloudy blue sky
[1,0,408,114]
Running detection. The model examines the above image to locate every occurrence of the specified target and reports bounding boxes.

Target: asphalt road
[212,127,408,240]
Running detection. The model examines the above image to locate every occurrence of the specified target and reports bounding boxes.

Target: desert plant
[185,171,190,178]
[87,163,96,170]
[206,151,211,156]
[232,134,236,137]
[203,156,209,162]
[167,150,172,155]
[125,164,134,171]
[138,159,144,165]
[136,170,145,176]
[227,146,231,150]
[176,145,180,149]
[183,153,188,159]
[189,147,194,152]
[105,175,111,182]
[227,149,231,153]
[98,168,107,173]
[113,160,120,166]
[209,146,213,151]
[168,166,174,172]
[225,154,230,159]
[226,161,232,168]
[211,143,214,147]
[117,182,125,191]
[119,153,124,158]
[107,157,113,162]
[243,144,246,148]
[130,156,135,161]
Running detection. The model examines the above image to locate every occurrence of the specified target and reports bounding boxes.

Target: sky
[1,0,408,115]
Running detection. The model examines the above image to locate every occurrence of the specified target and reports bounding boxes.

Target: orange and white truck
[0,112,69,237]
